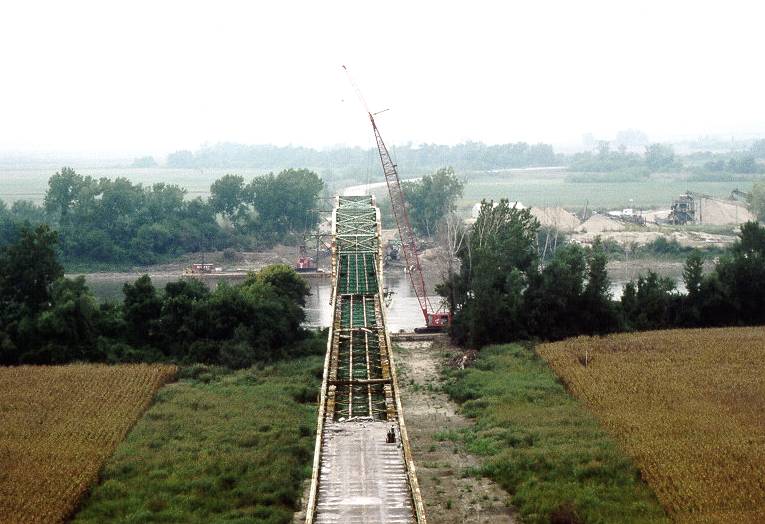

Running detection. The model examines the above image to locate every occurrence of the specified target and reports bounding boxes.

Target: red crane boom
[343,65,449,331]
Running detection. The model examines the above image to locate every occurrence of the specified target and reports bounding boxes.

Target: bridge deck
[306,196,425,524]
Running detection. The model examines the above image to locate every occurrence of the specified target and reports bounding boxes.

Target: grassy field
[0,165,363,205]
[0,364,177,524]
[72,357,323,524]
[441,344,667,524]
[538,328,765,523]
[458,171,755,210]
[0,167,271,204]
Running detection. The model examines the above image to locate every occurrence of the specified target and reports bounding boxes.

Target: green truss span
[305,195,426,524]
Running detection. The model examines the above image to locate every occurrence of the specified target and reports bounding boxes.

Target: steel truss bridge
[305,195,426,524]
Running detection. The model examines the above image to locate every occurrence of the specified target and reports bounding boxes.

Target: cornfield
[538,327,765,523]
[0,364,176,524]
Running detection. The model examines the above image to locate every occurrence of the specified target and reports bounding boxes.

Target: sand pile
[530,206,580,231]
[571,230,738,249]
[643,209,671,223]
[573,230,663,247]
[698,198,756,225]
[577,214,625,234]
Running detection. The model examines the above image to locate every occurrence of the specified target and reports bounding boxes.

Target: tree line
[0,225,318,367]
[568,140,765,180]
[145,137,765,177]
[567,142,678,179]
[165,141,560,171]
[440,200,765,347]
[0,167,325,267]
[0,164,467,270]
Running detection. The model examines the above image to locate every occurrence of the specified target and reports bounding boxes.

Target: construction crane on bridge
[343,65,449,332]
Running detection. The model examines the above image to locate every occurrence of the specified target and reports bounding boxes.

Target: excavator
[343,65,450,332]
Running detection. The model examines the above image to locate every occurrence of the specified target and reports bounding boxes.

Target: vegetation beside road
[73,357,322,524]
[441,343,667,524]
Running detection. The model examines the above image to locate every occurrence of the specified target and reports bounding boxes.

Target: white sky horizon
[1,0,764,157]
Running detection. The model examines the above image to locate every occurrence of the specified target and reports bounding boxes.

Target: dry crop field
[538,327,765,523]
[0,364,176,524]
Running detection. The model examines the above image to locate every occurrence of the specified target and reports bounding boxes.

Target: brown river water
[80,270,442,332]
[80,262,686,333]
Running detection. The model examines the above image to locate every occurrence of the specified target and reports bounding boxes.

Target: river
[81,270,441,332]
[81,261,687,333]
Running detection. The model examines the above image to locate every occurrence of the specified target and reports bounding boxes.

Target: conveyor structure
[305,195,426,524]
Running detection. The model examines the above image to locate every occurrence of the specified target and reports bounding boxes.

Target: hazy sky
[1,0,764,155]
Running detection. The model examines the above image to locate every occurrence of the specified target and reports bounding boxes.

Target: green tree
[10,200,47,226]
[122,275,162,347]
[443,199,539,346]
[209,174,246,220]
[28,277,101,363]
[247,264,310,307]
[582,238,620,334]
[750,139,765,158]
[747,182,765,222]
[44,167,87,225]
[247,168,324,241]
[708,221,765,325]
[403,167,464,237]
[683,250,704,297]
[130,156,158,168]
[621,271,677,330]
[644,143,676,171]
[0,225,64,364]
[0,224,63,318]
[736,220,765,255]
[585,238,610,299]
[0,201,18,247]
[524,243,587,339]
[166,150,195,168]
[38,171,226,266]
[144,183,186,223]
[131,223,173,264]
[682,250,705,325]
[597,140,611,156]
[158,279,210,355]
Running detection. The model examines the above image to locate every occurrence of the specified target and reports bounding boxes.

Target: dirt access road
[394,339,515,523]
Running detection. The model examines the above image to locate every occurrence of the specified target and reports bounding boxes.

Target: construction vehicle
[295,229,334,274]
[668,190,753,225]
[184,262,216,275]
[294,244,317,272]
[384,238,402,266]
[343,65,449,332]
[669,192,697,225]
[730,188,752,202]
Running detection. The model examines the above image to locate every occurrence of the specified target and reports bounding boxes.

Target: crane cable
[342,65,371,118]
